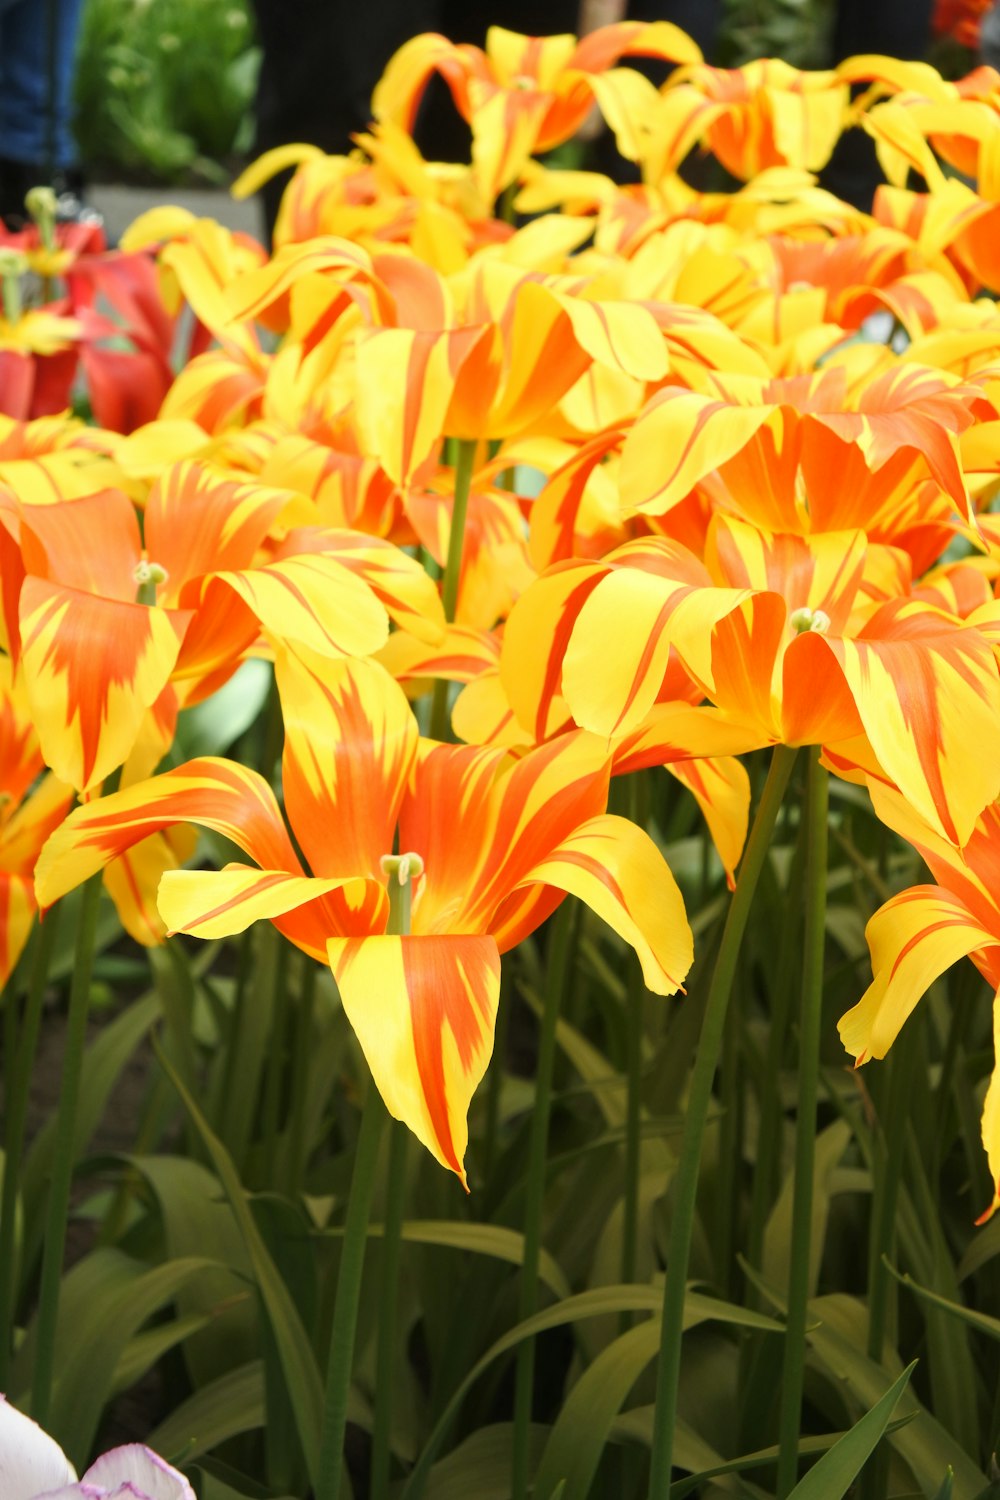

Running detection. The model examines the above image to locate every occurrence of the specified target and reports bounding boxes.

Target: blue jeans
[0,0,84,169]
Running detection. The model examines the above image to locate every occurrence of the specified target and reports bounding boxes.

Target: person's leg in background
[0,0,87,224]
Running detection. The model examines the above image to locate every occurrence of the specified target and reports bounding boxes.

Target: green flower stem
[285,953,317,1197]
[315,1074,385,1500]
[30,873,104,1424]
[776,748,829,1498]
[648,743,798,1497]
[861,1018,918,1500]
[316,857,414,1500]
[0,902,63,1386]
[429,437,477,742]
[512,899,576,1500]
[370,1121,409,1500]
[745,813,806,1277]
[261,936,290,1184]
[621,958,644,1314]
[482,994,510,1188]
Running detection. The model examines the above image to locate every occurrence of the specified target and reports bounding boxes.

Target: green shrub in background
[717,0,836,70]
[73,0,259,183]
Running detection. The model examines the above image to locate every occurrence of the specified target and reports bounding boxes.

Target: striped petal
[159,864,372,942]
[403,734,610,939]
[274,647,417,882]
[274,527,446,645]
[0,871,34,989]
[500,813,693,995]
[19,578,190,792]
[35,757,301,909]
[211,554,390,660]
[827,600,1000,846]
[356,325,495,486]
[501,559,605,744]
[561,552,750,739]
[619,387,772,519]
[666,756,751,891]
[0,771,74,876]
[978,1000,1000,1224]
[145,461,304,590]
[838,884,997,1065]
[103,827,196,947]
[328,932,500,1184]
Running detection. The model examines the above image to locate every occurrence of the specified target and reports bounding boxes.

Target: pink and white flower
[0,1397,194,1500]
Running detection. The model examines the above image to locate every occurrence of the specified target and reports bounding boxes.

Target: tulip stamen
[789,606,831,635]
[133,559,169,606]
[380,851,425,935]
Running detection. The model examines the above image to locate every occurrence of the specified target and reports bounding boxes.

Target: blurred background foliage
[73,0,259,183]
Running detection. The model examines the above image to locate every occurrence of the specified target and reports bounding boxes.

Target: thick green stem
[861,1019,918,1500]
[621,958,643,1316]
[31,874,104,1423]
[648,743,797,1496]
[775,749,829,1498]
[512,900,576,1500]
[0,903,62,1385]
[371,1122,409,1500]
[429,438,477,741]
[315,1080,385,1500]
[316,858,415,1500]
[261,937,290,1184]
[286,953,317,1197]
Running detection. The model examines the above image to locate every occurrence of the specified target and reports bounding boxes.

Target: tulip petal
[977,1000,1000,1224]
[0,1395,77,1499]
[103,827,197,947]
[838,884,997,1065]
[82,1441,195,1498]
[328,932,501,1184]
[0,871,34,989]
[504,812,693,995]
[828,600,1000,845]
[275,647,418,883]
[19,578,190,792]
[619,387,772,519]
[159,864,375,945]
[214,554,390,660]
[666,755,751,890]
[276,528,446,644]
[35,757,301,909]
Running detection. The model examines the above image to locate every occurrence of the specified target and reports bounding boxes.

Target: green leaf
[174,659,272,759]
[14,1247,222,1465]
[741,1269,988,1498]
[121,1154,256,1386]
[150,1361,265,1463]
[885,1261,1000,1346]
[787,1361,915,1499]
[155,1040,325,1491]
[420,1423,549,1500]
[113,1312,212,1394]
[399,1285,780,1499]
[20,993,160,1287]
[325,1219,571,1302]
[763,1121,851,1295]
[533,1320,660,1500]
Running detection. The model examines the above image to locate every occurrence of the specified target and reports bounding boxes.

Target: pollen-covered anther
[789,606,831,636]
[133,560,169,588]
[380,851,425,885]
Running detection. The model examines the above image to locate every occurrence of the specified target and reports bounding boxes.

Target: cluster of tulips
[6,15,1000,1497]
